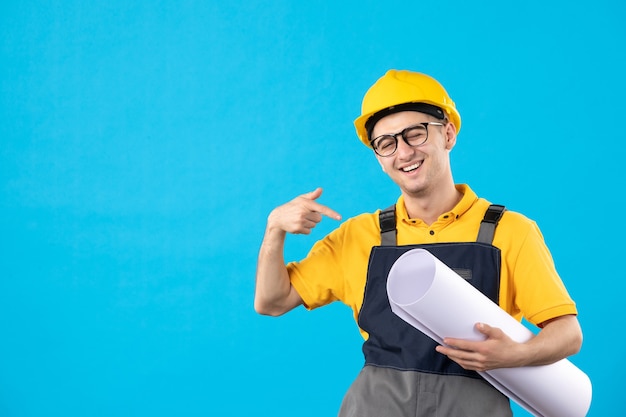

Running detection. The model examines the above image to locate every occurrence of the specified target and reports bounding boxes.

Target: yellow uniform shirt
[287,184,577,340]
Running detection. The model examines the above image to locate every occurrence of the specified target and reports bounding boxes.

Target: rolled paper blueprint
[386,248,592,417]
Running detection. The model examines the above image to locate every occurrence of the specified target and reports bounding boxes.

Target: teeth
[402,162,421,172]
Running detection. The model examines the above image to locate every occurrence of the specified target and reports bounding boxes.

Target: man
[255,69,582,416]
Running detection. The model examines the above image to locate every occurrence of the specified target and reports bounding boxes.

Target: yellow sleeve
[287,213,379,315]
[500,214,577,326]
[287,229,344,310]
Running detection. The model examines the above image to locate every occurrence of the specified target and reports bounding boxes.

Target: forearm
[520,314,583,367]
[254,225,302,316]
[254,188,339,316]
[437,315,583,371]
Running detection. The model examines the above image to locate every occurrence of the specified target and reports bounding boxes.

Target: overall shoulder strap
[380,203,505,245]
[477,204,506,244]
[379,204,397,246]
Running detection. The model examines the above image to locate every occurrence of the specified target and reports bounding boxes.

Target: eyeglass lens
[372,124,429,157]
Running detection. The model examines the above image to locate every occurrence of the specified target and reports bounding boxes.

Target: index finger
[307,200,342,221]
[442,337,480,351]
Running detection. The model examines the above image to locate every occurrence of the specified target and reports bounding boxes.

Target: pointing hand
[268,188,342,235]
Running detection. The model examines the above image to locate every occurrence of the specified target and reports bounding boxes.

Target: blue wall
[1,1,623,415]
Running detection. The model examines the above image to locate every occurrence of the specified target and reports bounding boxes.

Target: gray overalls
[338,205,513,417]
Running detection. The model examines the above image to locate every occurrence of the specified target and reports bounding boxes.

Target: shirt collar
[396,184,478,223]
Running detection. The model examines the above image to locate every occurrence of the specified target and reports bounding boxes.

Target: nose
[395,135,415,160]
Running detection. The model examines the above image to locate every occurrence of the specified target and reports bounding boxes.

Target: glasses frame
[370,122,445,157]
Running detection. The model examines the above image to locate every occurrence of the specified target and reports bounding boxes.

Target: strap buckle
[482,204,506,223]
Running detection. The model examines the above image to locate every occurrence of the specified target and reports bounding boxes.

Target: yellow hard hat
[354,70,461,147]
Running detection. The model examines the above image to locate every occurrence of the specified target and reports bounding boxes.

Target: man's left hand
[435,322,526,371]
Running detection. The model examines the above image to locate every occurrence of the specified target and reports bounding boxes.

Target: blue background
[1,1,623,416]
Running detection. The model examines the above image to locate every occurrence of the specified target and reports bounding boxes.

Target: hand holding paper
[386,248,592,417]
[436,321,529,371]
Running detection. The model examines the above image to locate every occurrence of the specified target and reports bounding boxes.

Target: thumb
[476,322,493,337]
[302,187,323,201]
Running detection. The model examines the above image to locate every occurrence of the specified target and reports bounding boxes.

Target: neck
[402,182,463,225]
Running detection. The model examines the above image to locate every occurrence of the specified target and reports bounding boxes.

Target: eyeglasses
[370,122,444,157]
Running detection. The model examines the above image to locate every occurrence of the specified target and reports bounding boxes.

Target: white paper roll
[386,248,592,417]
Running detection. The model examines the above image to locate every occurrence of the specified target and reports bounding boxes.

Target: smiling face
[371,110,458,200]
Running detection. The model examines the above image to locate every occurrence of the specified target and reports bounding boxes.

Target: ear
[444,122,457,150]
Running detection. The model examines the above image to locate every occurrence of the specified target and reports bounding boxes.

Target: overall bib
[338,205,513,417]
